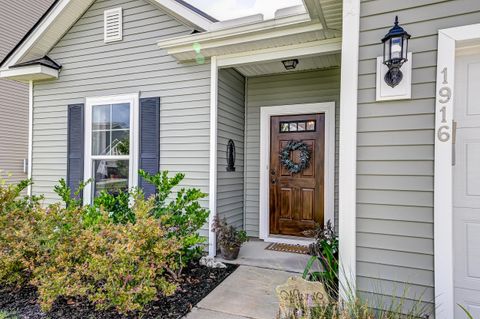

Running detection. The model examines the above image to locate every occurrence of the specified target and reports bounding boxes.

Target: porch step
[215,240,313,274]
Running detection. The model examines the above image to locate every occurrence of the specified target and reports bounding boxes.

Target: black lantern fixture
[381,16,411,88]
[282,59,299,70]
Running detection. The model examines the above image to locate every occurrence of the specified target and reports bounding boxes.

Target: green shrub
[139,170,209,280]
[0,174,208,314]
[32,196,179,313]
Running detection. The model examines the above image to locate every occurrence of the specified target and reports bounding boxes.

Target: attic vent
[104,8,123,43]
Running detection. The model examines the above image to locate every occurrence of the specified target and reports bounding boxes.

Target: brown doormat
[265,243,310,255]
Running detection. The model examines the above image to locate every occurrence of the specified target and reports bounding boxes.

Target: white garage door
[453,51,480,318]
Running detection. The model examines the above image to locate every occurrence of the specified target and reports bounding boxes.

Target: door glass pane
[93,159,129,196]
[112,103,130,129]
[92,105,110,130]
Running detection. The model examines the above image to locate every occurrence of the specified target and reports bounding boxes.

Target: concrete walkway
[185,265,294,319]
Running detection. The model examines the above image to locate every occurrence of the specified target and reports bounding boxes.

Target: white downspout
[27,80,33,196]
[208,56,218,257]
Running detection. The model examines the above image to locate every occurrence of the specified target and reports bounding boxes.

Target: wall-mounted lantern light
[381,16,411,88]
[282,59,299,70]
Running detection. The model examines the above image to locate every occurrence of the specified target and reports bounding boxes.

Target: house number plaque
[437,67,451,142]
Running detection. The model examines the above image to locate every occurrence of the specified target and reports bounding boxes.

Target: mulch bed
[0,262,238,319]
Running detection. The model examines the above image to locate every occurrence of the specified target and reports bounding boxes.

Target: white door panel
[453,52,480,318]
[455,54,480,128]
[454,288,480,319]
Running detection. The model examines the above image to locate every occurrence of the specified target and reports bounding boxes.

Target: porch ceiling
[234,52,341,77]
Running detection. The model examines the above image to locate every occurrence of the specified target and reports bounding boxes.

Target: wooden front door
[269,114,325,237]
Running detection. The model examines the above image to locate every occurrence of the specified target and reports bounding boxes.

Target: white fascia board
[1,0,71,69]
[0,65,59,82]
[147,0,214,31]
[217,38,342,68]
[157,13,312,51]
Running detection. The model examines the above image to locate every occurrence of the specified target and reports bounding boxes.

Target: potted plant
[212,216,248,260]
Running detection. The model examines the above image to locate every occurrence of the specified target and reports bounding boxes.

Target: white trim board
[208,57,218,257]
[259,102,336,245]
[338,0,360,301]
[434,23,480,319]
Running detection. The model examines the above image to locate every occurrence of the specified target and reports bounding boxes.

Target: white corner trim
[208,56,218,257]
[338,0,360,300]
[27,81,33,196]
[83,93,139,204]
[433,23,480,319]
[259,102,336,243]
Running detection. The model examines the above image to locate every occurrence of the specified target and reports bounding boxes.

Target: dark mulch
[0,263,238,319]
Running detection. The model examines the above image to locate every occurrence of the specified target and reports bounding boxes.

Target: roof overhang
[157,13,334,62]
[0,64,59,82]
[0,0,216,76]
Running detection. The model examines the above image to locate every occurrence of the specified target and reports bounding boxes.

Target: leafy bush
[32,196,179,313]
[139,170,209,280]
[0,173,210,314]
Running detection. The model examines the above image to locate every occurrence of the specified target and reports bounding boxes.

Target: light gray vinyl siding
[0,0,53,184]
[31,0,211,237]
[217,68,245,229]
[244,68,341,237]
[357,0,480,312]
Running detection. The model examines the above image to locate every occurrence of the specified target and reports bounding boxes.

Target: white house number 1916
[437,67,451,142]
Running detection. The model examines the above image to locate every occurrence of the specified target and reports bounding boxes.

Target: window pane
[289,122,297,132]
[93,159,129,197]
[307,121,316,131]
[280,122,289,132]
[112,103,130,129]
[92,131,111,155]
[92,105,110,130]
[111,130,130,155]
[297,122,306,131]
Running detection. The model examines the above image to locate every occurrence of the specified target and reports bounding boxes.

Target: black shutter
[67,104,85,199]
[139,97,160,197]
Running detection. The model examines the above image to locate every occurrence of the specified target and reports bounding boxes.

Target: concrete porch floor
[185,240,315,319]
[216,239,312,273]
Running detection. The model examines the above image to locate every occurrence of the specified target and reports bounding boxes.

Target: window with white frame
[84,94,139,202]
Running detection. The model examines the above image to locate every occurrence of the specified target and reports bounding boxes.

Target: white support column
[27,80,34,196]
[208,56,219,257]
[338,0,360,299]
